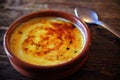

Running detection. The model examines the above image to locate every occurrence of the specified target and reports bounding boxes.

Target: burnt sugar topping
[22,21,75,57]
[10,17,84,66]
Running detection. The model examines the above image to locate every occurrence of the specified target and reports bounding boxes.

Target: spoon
[74,7,120,38]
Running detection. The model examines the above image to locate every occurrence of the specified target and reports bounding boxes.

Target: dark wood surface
[0,0,120,80]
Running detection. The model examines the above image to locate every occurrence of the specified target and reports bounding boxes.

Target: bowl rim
[3,10,91,69]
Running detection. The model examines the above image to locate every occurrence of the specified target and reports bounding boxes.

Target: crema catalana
[10,17,84,66]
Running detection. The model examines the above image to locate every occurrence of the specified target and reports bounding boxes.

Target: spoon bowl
[75,7,98,24]
[74,7,120,38]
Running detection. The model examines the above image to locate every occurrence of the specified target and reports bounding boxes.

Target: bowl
[3,10,90,79]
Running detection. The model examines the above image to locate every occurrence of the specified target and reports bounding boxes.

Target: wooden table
[0,0,120,80]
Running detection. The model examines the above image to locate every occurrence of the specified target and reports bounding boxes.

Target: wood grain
[0,0,120,80]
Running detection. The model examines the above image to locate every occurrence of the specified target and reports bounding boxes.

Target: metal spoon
[74,7,120,38]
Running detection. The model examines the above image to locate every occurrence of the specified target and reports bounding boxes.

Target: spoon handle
[96,21,120,38]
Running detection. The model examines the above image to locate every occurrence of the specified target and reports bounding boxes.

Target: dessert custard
[10,17,84,66]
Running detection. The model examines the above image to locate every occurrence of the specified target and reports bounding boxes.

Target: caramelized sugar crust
[10,17,83,66]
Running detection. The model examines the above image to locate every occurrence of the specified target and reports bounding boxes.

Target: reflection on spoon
[74,7,120,38]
